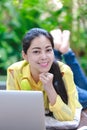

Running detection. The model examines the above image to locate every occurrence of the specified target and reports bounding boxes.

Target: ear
[22,50,28,61]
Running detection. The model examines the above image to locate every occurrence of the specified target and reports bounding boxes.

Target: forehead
[30,35,52,48]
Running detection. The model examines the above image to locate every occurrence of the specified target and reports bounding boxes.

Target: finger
[50,29,62,50]
[62,30,70,42]
[50,29,62,41]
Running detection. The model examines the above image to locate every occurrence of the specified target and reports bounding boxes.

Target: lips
[39,62,48,67]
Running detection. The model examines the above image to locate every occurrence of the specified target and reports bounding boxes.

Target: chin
[39,65,51,73]
[40,69,50,73]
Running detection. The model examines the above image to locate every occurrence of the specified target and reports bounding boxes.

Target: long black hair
[22,28,68,104]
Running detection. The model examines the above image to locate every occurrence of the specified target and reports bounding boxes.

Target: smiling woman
[6,28,82,129]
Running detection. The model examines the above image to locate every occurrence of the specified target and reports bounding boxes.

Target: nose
[40,51,47,59]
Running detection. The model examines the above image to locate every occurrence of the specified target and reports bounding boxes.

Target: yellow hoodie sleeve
[7,68,17,90]
[49,63,82,121]
[6,62,23,90]
[6,60,28,90]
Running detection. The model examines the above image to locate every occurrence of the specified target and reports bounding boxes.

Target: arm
[49,63,82,121]
[39,63,82,121]
[39,73,57,106]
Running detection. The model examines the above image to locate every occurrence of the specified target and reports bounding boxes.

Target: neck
[31,72,39,83]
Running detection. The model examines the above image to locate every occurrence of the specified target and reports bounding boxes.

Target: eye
[46,48,52,52]
[33,50,40,54]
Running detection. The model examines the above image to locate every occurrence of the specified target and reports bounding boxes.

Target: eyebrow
[32,45,52,50]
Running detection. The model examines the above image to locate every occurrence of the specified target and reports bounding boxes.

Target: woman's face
[23,35,54,75]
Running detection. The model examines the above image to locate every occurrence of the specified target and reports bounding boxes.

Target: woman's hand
[50,29,70,54]
[39,72,57,105]
[39,72,53,91]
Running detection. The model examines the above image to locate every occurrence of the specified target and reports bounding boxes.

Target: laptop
[0,90,46,130]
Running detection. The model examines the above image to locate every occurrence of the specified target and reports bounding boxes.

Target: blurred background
[0,0,87,82]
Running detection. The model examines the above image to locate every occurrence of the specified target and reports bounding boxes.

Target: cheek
[51,53,55,61]
[27,57,32,63]
[27,55,37,63]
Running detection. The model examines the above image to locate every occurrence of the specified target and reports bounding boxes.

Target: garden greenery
[0,0,87,76]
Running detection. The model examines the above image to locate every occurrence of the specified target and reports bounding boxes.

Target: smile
[39,62,48,67]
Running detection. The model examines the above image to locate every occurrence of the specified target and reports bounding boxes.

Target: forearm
[49,95,75,121]
[54,49,62,61]
[45,85,57,106]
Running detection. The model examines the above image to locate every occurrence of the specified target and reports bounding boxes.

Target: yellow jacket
[7,60,82,121]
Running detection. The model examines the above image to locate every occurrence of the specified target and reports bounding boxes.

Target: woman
[7,28,82,126]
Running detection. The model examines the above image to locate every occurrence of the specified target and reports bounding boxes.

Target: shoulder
[57,62,75,92]
[57,61,73,76]
[7,60,28,71]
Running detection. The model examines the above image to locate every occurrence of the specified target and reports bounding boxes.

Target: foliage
[0,0,87,75]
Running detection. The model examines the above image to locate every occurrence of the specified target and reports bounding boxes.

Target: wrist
[63,48,72,56]
[62,48,71,55]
